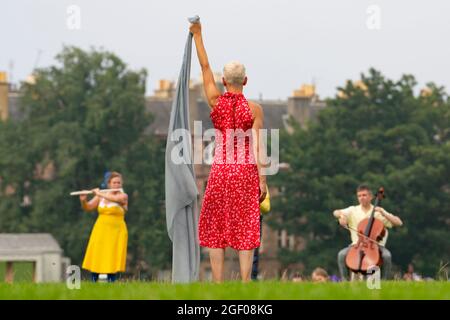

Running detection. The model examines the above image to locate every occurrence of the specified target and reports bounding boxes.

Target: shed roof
[0,233,63,256]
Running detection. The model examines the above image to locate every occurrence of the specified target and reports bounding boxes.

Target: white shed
[0,233,70,283]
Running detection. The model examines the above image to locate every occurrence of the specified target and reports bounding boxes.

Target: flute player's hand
[79,194,87,202]
[91,188,100,196]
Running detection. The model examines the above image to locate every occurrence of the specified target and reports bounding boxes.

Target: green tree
[271,69,450,277]
[0,46,170,278]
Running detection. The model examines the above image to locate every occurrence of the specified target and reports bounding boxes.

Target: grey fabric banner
[164,15,200,283]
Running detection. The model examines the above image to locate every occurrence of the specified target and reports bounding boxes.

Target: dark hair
[356,184,372,194]
[100,171,111,189]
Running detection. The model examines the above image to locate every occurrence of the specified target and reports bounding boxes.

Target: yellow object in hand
[260,187,271,215]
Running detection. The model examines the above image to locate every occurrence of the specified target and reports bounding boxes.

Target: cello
[345,187,386,275]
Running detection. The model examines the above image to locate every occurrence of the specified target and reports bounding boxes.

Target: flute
[70,188,124,196]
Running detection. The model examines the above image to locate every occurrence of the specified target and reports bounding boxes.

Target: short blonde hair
[223,61,246,86]
[312,267,328,278]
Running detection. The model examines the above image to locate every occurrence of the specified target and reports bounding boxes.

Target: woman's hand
[91,188,101,197]
[79,194,87,202]
[259,179,267,203]
[189,22,201,35]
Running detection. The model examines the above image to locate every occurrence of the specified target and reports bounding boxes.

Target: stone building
[0,233,70,283]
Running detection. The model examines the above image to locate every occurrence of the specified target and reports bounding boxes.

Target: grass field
[0,281,448,300]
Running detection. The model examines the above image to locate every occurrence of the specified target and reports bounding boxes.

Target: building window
[289,235,295,250]
[278,229,287,248]
[278,229,295,250]
[282,114,290,130]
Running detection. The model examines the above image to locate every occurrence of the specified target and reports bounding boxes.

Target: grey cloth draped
[165,15,200,283]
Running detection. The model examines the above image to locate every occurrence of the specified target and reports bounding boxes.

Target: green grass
[0,281,448,300]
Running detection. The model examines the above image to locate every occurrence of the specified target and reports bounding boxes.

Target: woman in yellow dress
[79,171,128,282]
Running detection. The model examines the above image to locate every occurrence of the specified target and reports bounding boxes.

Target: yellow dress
[82,198,128,274]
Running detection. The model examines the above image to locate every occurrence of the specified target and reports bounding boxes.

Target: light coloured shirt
[340,204,393,246]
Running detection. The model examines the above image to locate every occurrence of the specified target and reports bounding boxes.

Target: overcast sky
[2,0,449,100]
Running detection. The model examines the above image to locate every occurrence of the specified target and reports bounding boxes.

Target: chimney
[0,72,9,121]
[154,79,175,99]
[287,84,316,128]
[292,84,316,98]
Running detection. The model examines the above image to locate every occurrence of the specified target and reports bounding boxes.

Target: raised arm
[333,209,349,227]
[79,194,100,212]
[333,209,347,218]
[375,207,403,227]
[190,22,221,108]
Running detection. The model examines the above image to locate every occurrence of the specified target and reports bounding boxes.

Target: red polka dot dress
[198,92,260,250]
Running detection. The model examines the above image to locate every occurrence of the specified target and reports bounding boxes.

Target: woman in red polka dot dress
[190,21,267,282]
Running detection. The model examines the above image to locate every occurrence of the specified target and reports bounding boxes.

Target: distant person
[292,272,304,283]
[403,263,422,281]
[80,171,128,282]
[333,184,403,280]
[311,267,329,282]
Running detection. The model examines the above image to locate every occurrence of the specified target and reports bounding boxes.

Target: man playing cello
[333,184,403,280]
